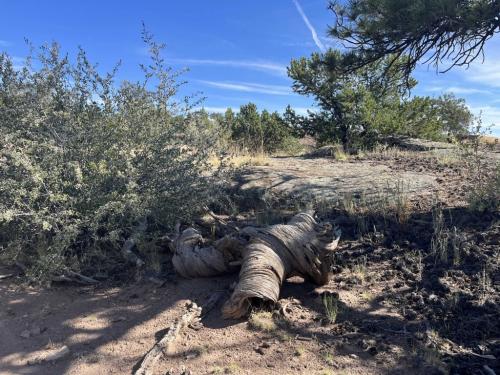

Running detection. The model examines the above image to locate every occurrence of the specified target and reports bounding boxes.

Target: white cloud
[466,61,500,88]
[292,0,326,53]
[198,80,293,96]
[425,86,492,95]
[168,58,287,76]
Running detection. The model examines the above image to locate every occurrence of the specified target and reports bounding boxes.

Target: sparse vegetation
[322,351,335,366]
[248,311,278,332]
[322,293,339,324]
[294,346,305,357]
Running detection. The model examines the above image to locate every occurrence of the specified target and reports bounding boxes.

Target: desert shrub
[288,50,474,149]
[0,33,225,281]
[230,103,264,153]
[459,121,499,213]
[288,51,412,150]
[276,135,305,156]
[467,164,499,212]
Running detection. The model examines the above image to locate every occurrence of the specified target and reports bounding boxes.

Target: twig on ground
[134,302,202,375]
[27,345,70,365]
[121,218,147,267]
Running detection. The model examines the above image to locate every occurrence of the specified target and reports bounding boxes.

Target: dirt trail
[0,275,424,375]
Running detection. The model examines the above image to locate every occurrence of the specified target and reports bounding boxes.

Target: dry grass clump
[248,311,277,332]
[210,363,241,374]
[208,153,270,168]
[229,153,270,167]
[467,165,499,213]
[322,293,339,324]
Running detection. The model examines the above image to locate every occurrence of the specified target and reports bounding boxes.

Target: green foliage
[288,50,474,148]
[399,96,444,141]
[231,103,263,152]
[224,103,298,154]
[261,110,297,153]
[329,0,500,78]
[288,51,411,149]
[322,293,339,324]
[400,94,473,140]
[435,93,473,138]
[0,35,225,281]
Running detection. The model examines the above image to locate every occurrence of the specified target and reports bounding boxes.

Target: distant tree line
[197,103,303,155]
[205,80,473,155]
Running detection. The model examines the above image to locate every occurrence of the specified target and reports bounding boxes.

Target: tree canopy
[329,0,500,77]
[288,50,413,148]
[288,50,473,148]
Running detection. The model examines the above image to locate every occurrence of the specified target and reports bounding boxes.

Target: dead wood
[27,345,70,365]
[52,270,99,285]
[171,227,245,278]
[222,212,341,318]
[67,270,99,284]
[170,211,340,319]
[134,302,202,375]
[201,290,228,318]
[121,218,146,268]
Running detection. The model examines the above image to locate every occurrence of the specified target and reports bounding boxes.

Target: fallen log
[171,211,340,319]
[222,212,340,318]
[171,227,246,278]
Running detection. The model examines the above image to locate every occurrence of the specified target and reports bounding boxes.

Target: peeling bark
[171,212,341,319]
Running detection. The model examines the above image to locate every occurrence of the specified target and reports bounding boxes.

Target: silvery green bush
[0,32,225,281]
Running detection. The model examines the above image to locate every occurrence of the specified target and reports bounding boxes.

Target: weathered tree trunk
[171,212,340,319]
[222,212,340,318]
[171,227,246,278]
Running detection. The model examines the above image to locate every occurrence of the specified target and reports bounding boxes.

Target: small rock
[404,309,418,320]
[349,353,359,359]
[428,294,439,303]
[261,342,271,348]
[20,330,31,339]
[255,347,265,355]
[188,322,203,331]
[185,352,198,360]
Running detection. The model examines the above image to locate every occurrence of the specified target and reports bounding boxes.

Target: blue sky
[1,0,499,135]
